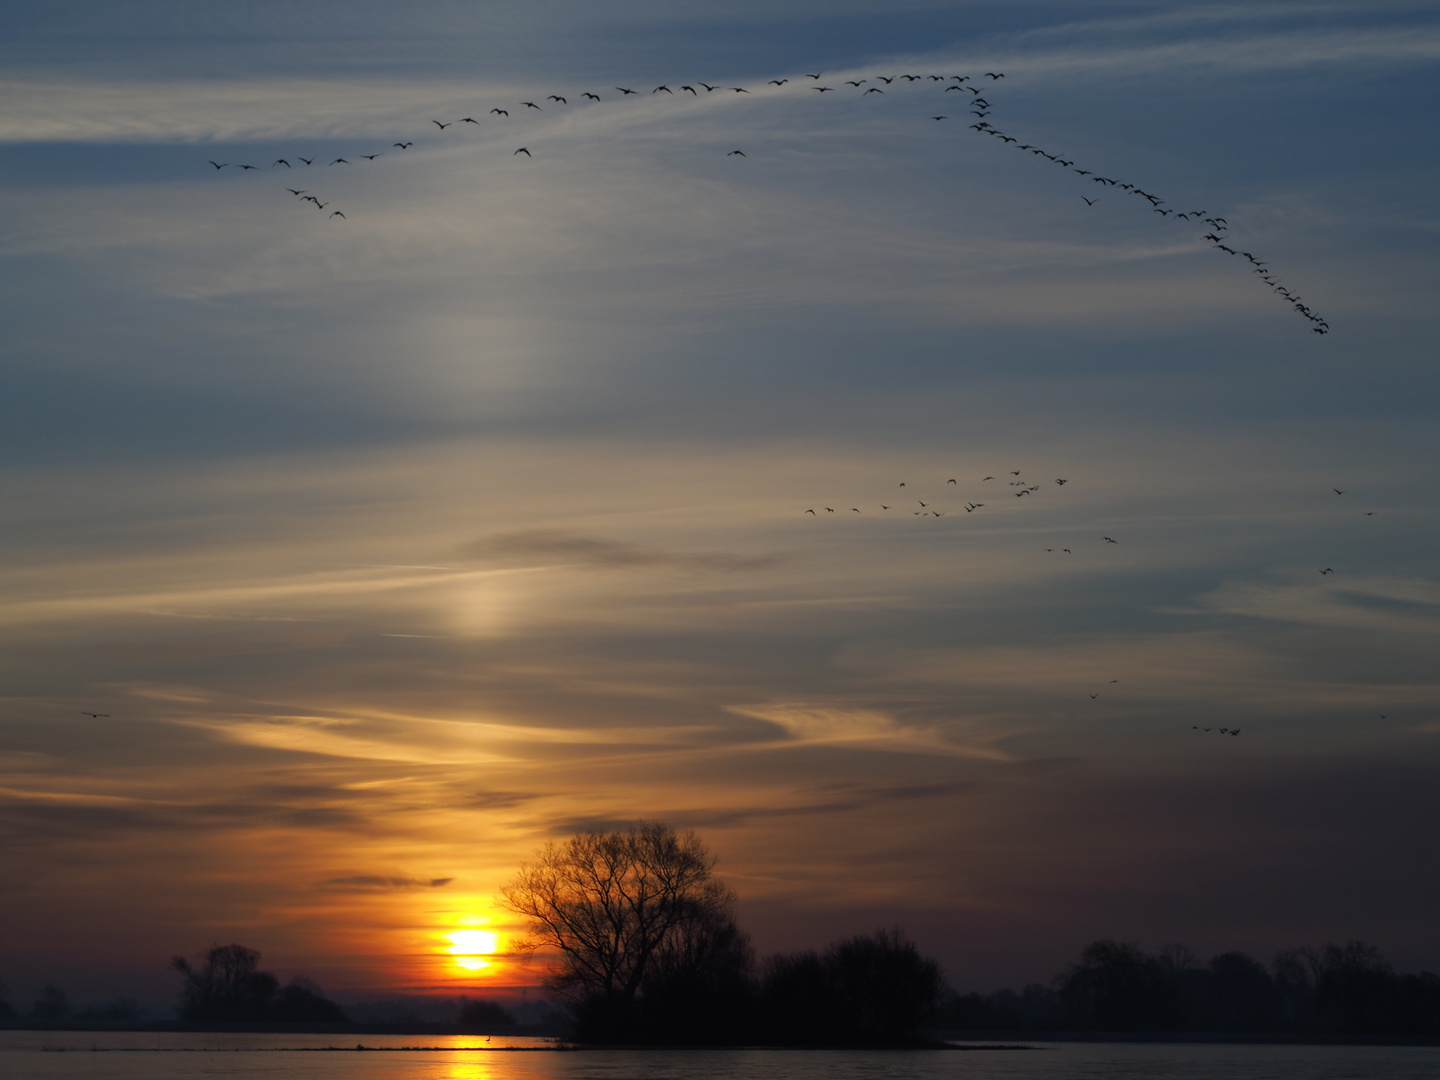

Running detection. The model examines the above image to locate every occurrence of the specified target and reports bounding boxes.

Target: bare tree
[499,822,735,1009]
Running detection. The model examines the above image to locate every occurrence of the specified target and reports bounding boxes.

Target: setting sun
[446,928,501,972]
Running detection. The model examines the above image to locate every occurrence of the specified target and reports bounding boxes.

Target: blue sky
[1,0,1438,1008]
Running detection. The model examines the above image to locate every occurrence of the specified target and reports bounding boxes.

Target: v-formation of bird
[203,68,1321,334]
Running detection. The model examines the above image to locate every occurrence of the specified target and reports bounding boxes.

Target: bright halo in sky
[447,928,501,971]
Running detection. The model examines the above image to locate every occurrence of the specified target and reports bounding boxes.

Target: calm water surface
[0,1032,1435,1080]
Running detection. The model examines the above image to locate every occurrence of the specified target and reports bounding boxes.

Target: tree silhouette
[500,822,737,1038]
[171,943,344,1024]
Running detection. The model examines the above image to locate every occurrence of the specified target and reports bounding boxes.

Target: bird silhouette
[207,161,228,169]
[769,79,788,86]
[583,92,601,100]
[460,117,478,124]
[433,120,451,129]
[653,86,672,94]
[548,95,567,104]
[805,509,815,515]
[514,147,531,156]
[1103,537,1118,544]
[727,150,746,157]
[361,153,382,160]
[491,108,509,116]
[1319,568,1334,575]
[393,142,413,149]
[287,188,307,195]
[274,159,291,167]
[79,712,110,718]
[330,210,346,218]
[616,87,637,95]
[1055,479,1067,485]
[522,101,541,109]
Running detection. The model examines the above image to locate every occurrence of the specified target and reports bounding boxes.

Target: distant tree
[635,908,754,1042]
[500,822,736,1038]
[457,997,517,1032]
[29,985,70,1021]
[171,944,345,1025]
[1203,951,1279,1031]
[760,929,943,1045]
[1057,940,1178,1030]
[272,977,347,1025]
[173,944,278,1022]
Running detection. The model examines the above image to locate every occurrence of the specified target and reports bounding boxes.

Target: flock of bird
[203,67,1324,335]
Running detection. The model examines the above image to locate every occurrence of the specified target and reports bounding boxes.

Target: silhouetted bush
[457,997,517,1033]
[758,929,943,1046]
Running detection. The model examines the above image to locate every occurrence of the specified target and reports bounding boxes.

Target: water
[0,1032,1435,1080]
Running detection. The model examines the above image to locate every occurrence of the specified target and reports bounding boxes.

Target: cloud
[318,875,454,892]
[464,529,782,574]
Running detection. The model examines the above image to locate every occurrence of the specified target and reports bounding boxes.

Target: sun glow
[446,928,501,972]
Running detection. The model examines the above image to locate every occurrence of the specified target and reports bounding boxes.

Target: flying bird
[1333,488,1344,495]
[274,159,291,167]
[583,92,601,100]
[297,157,313,165]
[769,79,788,86]
[1082,197,1095,205]
[548,95,567,103]
[79,712,110,718]
[653,86,672,94]
[1055,478,1067,485]
[727,150,746,156]
[238,164,258,170]
[805,509,815,515]
[698,83,719,92]
[730,87,749,93]
[514,147,531,156]
[814,86,834,92]
[433,120,451,129]
[1319,568,1334,575]
[330,210,345,218]
[460,117,478,124]
[986,72,1004,79]
[1103,537,1118,544]
[207,160,228,169]
[393,142,413,148]
[521,101,541,109]
[616,87,637,95]
[287,188,307,195]
[360,153,382,160]
[491,108,509,116]
[329,158,349,165]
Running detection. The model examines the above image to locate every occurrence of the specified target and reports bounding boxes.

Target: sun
[446,928,501,972]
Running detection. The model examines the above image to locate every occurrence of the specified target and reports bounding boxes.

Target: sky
[1,0,1439,1013]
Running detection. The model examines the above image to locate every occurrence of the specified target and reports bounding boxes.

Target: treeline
[170,944,347,1025]
[942,939,1440,1037]
[499,824,1440,1045]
